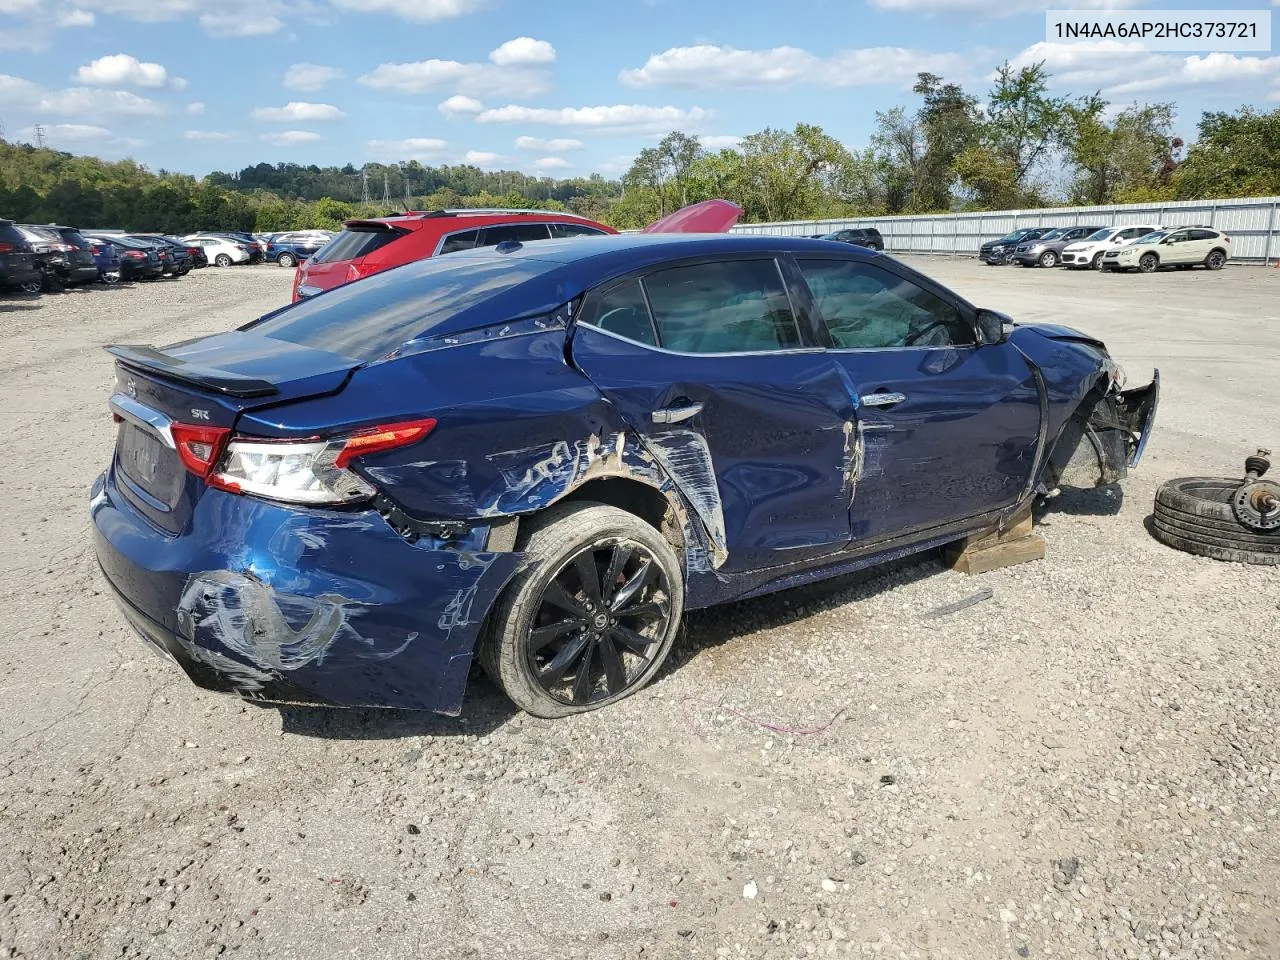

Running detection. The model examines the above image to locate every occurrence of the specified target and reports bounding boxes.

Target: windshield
[246,254,560,362]
[1136,232,1166,244]
[1085,228,1112,242]
[1037,229,1065,242]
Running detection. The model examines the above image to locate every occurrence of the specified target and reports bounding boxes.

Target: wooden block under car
[945,505,1046,575]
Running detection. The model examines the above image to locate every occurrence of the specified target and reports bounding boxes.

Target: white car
[1100,226,1232,274]
[1060,225,1162,270]
[182,235,251,267]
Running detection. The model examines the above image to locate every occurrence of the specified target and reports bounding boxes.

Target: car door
[793,255,1042,543]
[569,256,856,573]
[1160,229,1195,264]
[1186,229,1219,261]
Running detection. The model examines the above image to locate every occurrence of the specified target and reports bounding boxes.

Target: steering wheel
[903,321,952,347]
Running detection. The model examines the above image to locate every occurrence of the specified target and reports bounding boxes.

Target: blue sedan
[90,234,1158,717]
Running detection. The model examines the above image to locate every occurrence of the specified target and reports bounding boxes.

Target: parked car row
[978,224,1232,273]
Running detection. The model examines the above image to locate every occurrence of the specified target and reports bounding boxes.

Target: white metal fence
[730,196,1280,263]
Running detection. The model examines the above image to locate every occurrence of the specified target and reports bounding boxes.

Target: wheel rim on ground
[1208,252,1225,269]
[279,254,295,268]
[525,540,673,707]
[1092,253,1104,269]
[1040,251,1057,267]
[1140,254,1157,272]
[215,255,230,267]
[20,280,41,294]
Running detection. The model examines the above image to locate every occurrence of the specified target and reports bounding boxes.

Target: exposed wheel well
[556,477,685,555]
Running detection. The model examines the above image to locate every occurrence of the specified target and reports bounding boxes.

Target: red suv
[291,208,617,301]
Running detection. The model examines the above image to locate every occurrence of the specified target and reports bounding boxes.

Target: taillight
[0,242,13,254]
[52,242,75,252]
[171,423,232,480]
[207,419,436,505]
[123,250,145,260]
[187,247,198,256]
[90,244,101,254]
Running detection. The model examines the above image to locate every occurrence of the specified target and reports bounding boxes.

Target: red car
[292,209,617,302]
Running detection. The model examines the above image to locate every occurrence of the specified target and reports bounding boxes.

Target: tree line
[1,61,1277,234]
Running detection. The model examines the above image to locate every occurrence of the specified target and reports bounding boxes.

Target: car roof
[344,209,609,233]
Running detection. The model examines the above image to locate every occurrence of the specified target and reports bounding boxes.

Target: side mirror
[975,308,1011,345]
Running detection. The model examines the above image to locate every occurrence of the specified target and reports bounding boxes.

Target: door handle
[860,392,907,408]
[651,401,703,424]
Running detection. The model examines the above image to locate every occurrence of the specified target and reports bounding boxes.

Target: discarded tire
[1152,478,1280,565]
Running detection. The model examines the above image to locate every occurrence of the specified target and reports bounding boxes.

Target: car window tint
[309,228,404,264]
[478,223,553,245]
[642,259,800,354]
[1167,231,1190,242]
[438,229,480,254]
[1189,229,1217,241]
[248,255,559,362]
[798,259,973,350]
[549,222,608,238]
[581,279,657,346]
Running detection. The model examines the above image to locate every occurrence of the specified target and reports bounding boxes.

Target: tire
[1151,478,1279,565]
[1205,250,1227,271]
[479,501,685,718]
[1138,253,1158,273]
[1038,250,1059,268]
[214,254,232,267]
[277,252,297,268]
[101,272,120,285]
[1092,252,1105,270]
[18,278,42,295]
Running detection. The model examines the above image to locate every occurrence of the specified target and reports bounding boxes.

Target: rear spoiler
[105,344,278,398]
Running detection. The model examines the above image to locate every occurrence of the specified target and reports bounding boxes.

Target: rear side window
[798,259,973,350]
[478,223,552,245]
[0,223,25,245]
[1188,229,1218,241]
[643,259,800,354]
[309,227,405,264]
[549,222,609,238]
[248,255,558,362]
[438,229,480,254]
[580,279,657,346]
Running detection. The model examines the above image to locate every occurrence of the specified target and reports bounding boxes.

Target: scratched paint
[642,430,728,568]
[174,570,417,690]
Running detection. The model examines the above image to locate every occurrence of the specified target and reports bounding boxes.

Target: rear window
[247,255,558,361]
[309,227,405,264]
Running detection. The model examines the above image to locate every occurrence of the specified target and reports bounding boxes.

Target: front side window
[549,222,608,238]
[798,259,973,350]
[1165,231,1190,243]
[642,259,801,354]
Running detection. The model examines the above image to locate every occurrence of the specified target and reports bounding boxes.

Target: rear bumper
[91,469,526,713]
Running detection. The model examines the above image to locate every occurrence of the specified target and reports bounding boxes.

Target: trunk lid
[294,221,409,299]
[107,332,361,533]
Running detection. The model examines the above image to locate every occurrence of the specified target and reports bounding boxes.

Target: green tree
[1173,106,1280,199]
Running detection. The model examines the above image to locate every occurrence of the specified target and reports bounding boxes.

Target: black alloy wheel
[526,541,673,707]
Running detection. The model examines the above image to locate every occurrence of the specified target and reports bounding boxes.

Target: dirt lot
[1,259,1277,960]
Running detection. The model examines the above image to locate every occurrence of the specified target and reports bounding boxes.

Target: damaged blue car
[91,234,1158,718]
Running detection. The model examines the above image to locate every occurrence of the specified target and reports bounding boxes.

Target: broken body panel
[91,235,1158,714]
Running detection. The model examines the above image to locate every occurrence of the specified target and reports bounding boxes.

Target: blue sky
[1,0,1277,178]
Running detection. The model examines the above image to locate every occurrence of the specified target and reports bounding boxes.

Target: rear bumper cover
[91,469,526,713]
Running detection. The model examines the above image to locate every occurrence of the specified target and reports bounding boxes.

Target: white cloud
[38,86,165,116]
[533,156,571,171]
[476,104,713,133]
[261,130,322,146]
[186,101,205,114]
[0,0,41,12]
[439,94,485,116]
[76,53,172,88]
[0,74,39,99]
[869,0,1147,12]
[515,135,584,152]
[360,58,552,97]
[621,44,968,90]
[57,9,95,26]
[366,137,450,161]
[20,122,141,151]
[1011,42,1280,97]
[251,101,345,121]
[284,63,344,91]
[74,0,199,23]
[185,130,235,141]
[329,0,482,21]
[199,11,283,35]
[464,149,501,166]
[700,134,742,150]
[489,37,555,66]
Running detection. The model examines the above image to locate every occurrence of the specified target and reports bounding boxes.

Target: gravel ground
[0,259,1276,960]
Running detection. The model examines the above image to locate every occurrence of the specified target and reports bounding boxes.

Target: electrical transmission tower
[33,124,46,149]
[361,168,371,204]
